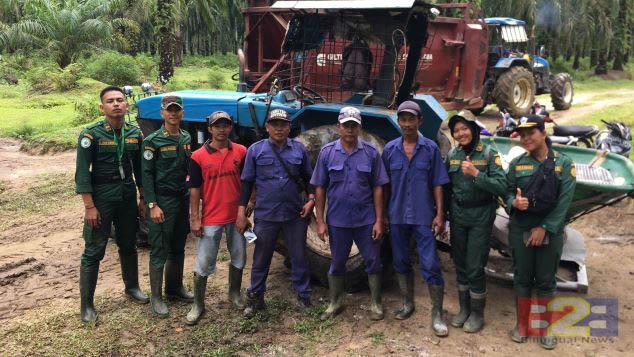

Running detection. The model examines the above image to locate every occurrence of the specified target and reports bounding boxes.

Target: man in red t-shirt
[185,111,247,325]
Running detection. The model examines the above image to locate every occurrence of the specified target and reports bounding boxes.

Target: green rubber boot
[243,292,266,318]
[510,291,530,343]
[394,272,415,320]
[119,252,149,304]
[149,263,169,317]
[185,273,207,325]
[450,284,470,328]
[428,284,449,336]
[79,265,99,324]
[368,274,384,321]
[320,275,345,321]
[463,291,486,333]
[165,255,194,302]
[228,265,246,309]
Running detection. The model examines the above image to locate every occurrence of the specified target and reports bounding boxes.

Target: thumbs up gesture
[513,188,529,211]
[461,155,479,177]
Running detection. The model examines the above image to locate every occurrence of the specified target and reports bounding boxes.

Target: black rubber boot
[149,263,169,317]
[368,274,384,321]
[394,272,415,320]
[228,265,245,309]
[451,284,471,328]
[463,291,486,333]
[79,265,99,324]
[510,291,530,343]
[185,273,207,325]
[428,284,449,336]
[164,255,194,302]
[243,292,266,318]
[119,252,149,304]
[320,275,345,321]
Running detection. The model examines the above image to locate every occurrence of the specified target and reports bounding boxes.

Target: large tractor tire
[274,125,385,291]
[492,66,535,117]
[550,73,574,110]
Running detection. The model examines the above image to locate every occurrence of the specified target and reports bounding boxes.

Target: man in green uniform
[445,110,506,333]
[505,115,576,350]
[142,95,194,317]
[75,86,149,324]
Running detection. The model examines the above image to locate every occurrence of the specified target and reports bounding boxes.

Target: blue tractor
[475,17,574,116]
[135,2,449,289]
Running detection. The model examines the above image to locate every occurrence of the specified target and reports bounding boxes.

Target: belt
[455,198,495,209]
[156,187,188,197]
[92,172,132,185]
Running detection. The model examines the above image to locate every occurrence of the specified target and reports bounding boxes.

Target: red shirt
[189,141,246,225]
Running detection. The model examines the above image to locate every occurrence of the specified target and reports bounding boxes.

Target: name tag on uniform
[450,160,461,165]
[99,140,116,146]
[516,165,534,171]
[471,160,487,166]
[160,145,177,152]
[125,138,138,144]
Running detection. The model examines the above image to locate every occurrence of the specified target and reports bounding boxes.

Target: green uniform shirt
[75,120,143,201]
[141,126,192,204]
[445,142,507,225]
[505,150,577,234]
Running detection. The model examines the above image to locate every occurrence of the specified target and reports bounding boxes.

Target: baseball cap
[338,106,362,125]
[448,109,477,130]
[207,111,233,126]
[397,100,421,117]
[515,114,545,131]
[267,109,291,122]
[161,95,183,109]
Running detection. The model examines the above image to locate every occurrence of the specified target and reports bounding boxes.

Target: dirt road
[1,138,633,355]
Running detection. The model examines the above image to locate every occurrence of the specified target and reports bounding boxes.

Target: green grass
[0,172,78,231]
[0,293,322,356]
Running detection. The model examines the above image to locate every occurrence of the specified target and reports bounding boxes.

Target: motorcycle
[594,120,632,157]
[532,102,599,148]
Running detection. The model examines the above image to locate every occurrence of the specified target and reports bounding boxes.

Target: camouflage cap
[207,111,233,126]
[161,95,183,109]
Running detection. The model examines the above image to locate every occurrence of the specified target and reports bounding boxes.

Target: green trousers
[508,224,564,296]
[449,221,492,294]
[147,195,189,268]
[81,198,138,268]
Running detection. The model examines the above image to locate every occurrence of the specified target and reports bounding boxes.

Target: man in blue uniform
[311,106,389,321]
[382,100,450,336]
[236,109,316,317]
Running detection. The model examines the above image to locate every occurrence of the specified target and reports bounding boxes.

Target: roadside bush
[25,67,55,94]
[135,53,157,82]
[51,63,83,91]
[208,53,238,69]
[208,66,226,89]
[85,52,140,86]
[12,125,36,140]
[72,98,101,126]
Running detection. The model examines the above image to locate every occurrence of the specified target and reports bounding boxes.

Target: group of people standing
[75,86,575,350]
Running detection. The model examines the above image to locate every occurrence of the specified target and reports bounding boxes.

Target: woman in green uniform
[506,115,576,350]
[445,110,506,333]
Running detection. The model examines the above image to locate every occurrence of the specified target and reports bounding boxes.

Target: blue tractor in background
[474,17,574,116]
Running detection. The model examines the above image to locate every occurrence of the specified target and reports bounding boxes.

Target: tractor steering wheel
[292,85,325,103]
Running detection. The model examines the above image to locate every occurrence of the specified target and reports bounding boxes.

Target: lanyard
[113,124,126,179]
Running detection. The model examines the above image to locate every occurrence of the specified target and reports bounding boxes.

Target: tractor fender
[493,57,531,72]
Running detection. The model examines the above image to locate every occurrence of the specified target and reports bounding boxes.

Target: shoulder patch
[555,166,563,173]
[570,164,576,177]
[143,150,154,160]
[475,143,483,152]
[80,137,92,148]
[494,155,502,166]
[82,133,93,140]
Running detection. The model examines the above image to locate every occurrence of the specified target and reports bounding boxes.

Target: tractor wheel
[492,66,535,117]
[273,125,386,291]
[550,73,574,110]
